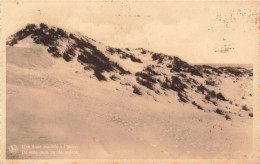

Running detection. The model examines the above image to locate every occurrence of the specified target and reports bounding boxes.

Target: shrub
[155,90,161,95]
[112,62,131,75]
[208,90,217,97]
[249,113,253,117]
[136,78,154,90]
[132,85,142,95]
[161,82,170,89]
[215,109,224,115]
[179,73,187,78]
[69,33,76,39]
[225,114,232,120]
[84,66,92,70]
[178,92,188,103]
[129,55,142,63]
[212,101,218,106]
[172,57,187,71]
[141,50,146,54]
[94,71,107,81]
[170,76,187,92]
[110,75,119,81]
[192,101,203,110]
[120,82,131,86]
[203,70,211,74]
[57,28,68,38]
[107,47,116,54]
[40,23,48,30]
[63,46,76,62]
[205,95,211,101]
[216,93,227,101]
[26,24,37,29]
[225,67,242,76]
[152,53,165,63]
[145,66,160,75]
[51,51,61,57]
[242,105,249,111]
[135,72,156,83]
[196,84,208,94]
[205,80,215,86]
[188,67,203,77]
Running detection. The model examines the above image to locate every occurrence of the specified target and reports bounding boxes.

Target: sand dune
[6,23,254,159]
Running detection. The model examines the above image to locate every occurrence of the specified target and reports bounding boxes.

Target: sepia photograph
[2,0,259,163]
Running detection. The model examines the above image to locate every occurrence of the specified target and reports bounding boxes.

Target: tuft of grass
[215,108,224,115]
[192,101,203,110]
[110,75,119,81]
[137,78,154,90]
[132,85,142,95]
[196,84,208,94]
[242,105,249,111]
[225,114,232,120]
[216,93,227,101]
[135,72,157,83]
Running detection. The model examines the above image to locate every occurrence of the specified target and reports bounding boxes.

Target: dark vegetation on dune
[132,85,142,95]
[7,23,131,81]
[107,47,142,63]
[195,65,253,77]
[7,23,253,119]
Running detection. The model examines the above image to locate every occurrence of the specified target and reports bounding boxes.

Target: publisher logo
[8,145,18,154]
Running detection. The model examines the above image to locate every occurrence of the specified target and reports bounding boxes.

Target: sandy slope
[6,44,253,159]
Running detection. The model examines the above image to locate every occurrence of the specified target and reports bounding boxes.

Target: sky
[3,0,259,64]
